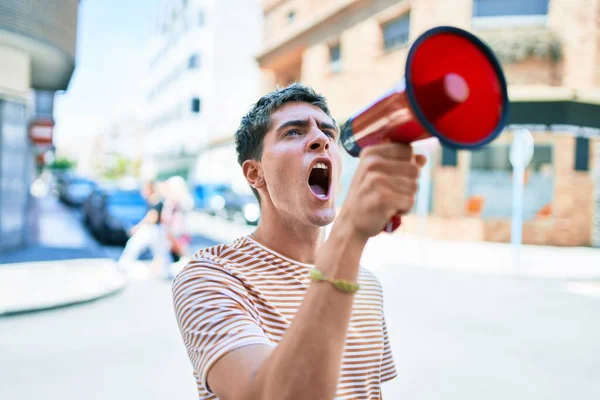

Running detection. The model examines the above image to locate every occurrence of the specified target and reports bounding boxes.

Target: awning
[508,100,600,129]
[507,86,600,131]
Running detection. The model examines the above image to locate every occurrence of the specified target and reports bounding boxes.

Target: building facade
[257,0,600,247]
[143,0,262,187]
[0,0,80,250]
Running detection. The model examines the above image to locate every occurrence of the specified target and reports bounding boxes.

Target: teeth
[313,162,328,169]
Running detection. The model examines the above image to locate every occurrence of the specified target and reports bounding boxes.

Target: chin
[309,208,337,227]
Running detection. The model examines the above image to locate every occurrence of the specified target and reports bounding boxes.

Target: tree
[47,156,77,171]
[102,156,132,180]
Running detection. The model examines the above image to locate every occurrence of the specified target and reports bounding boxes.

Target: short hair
[235,82,336,204]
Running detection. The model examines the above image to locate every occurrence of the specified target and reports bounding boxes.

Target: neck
[251,208,327,265]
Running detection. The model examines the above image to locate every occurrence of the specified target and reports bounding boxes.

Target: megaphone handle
[383,214,402,233]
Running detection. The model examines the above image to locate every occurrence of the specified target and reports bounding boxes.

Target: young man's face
[257,102,343,227]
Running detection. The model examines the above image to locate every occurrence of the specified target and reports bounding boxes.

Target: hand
[129,224,139,236]
[336,142,427,240]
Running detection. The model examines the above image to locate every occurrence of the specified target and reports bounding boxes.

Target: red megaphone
[340,26,509,233]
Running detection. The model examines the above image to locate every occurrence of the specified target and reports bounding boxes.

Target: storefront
[413,98,600,247]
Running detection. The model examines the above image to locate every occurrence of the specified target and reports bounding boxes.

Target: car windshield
[107,191,146,206]
[196,184,229,195]
[71,178,94,186]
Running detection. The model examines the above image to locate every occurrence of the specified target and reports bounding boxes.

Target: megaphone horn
[340,26,510,233]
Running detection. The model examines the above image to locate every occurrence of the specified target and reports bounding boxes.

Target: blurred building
[143,0,262,188]
[62,116,144,180]
[0,0,80,250]
[257,0,600,247]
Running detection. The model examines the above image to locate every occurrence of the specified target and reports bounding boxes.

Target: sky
[53,0,162,149]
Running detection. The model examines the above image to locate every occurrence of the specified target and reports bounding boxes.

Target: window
[575,137,590,171]
[191,98,201,113]
[382,14,410,51]
[467,143,554,219]
[34,91,54,119]
[441,148,458,166]
[473,0,549,17]
[287,10,296,24]
[188,54,200,69]
[329,43,342,73]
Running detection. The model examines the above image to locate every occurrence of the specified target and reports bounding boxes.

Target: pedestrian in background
[162,176,194,271]
[118,180,172,278]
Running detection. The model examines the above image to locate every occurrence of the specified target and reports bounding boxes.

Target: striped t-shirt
[172,235,397,399]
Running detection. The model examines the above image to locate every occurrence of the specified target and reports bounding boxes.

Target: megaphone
[340,26,509,233]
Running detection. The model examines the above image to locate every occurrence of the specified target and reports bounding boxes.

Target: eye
[285,129,302,137]
[324,131,336,139]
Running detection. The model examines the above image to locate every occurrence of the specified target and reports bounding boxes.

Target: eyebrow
[277,119,338,133]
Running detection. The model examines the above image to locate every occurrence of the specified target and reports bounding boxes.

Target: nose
[307,128,329,152]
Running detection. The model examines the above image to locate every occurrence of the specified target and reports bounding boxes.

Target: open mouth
[308,161,330,199]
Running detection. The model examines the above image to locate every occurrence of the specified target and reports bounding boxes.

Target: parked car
[192,182,231,213]
[218,188,260,226]
[82,186,148,245]
[58,176,97,207]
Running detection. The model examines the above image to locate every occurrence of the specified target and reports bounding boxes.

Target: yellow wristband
[309,268,360,294]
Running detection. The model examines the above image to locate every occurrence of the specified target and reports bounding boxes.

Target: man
[172,83,426,399]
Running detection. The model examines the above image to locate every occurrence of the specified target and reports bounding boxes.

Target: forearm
[140,210,158,225]
[249,219,367,400]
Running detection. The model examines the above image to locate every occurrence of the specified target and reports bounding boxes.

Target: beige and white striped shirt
[172,235,397,399]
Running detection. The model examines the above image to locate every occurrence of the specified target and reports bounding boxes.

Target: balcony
[477,27,563,86]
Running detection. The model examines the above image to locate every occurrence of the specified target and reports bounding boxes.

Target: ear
[242,159,265,190]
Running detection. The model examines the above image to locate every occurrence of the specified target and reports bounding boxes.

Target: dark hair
[235,82,336,204]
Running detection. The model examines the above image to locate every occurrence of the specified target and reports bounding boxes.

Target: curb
[0,279,128,317]
[0,258,129,318]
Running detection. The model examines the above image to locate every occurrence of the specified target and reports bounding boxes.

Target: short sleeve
[172,258,275,394]
[380,317,397,382]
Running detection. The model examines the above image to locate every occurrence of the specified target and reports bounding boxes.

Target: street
[3,1,600,399]
[2,244,599,399]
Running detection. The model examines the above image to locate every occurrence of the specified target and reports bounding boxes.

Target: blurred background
[1,0,599,399]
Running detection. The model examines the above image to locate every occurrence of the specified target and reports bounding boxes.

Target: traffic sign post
[509,129,535,276]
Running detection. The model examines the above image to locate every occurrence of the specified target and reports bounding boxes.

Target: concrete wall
[144,0,263,182]
[0,45,31,101]
[0,0,78,56]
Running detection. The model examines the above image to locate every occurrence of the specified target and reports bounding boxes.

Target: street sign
[29,119,54,146]
[509,128,535,168]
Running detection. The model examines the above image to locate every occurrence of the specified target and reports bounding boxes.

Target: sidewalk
[0,195,127,316]
[186,212,600,280]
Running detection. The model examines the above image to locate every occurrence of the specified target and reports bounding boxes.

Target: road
[2,263,600,400]
[0,279,197,400]
[1,205,599,399]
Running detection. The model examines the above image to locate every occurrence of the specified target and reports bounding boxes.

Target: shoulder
[172,238,250,295]
[173,244,233,287]
[358,266,383,288]
[356,266,385,299]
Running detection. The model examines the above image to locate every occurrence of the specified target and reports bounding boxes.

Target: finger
[414,154,428,168]
[360,142,413,161]
[369,172,419,200]
[366,158,420,180]
[390,176,419,197]
[391,191,415,215]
